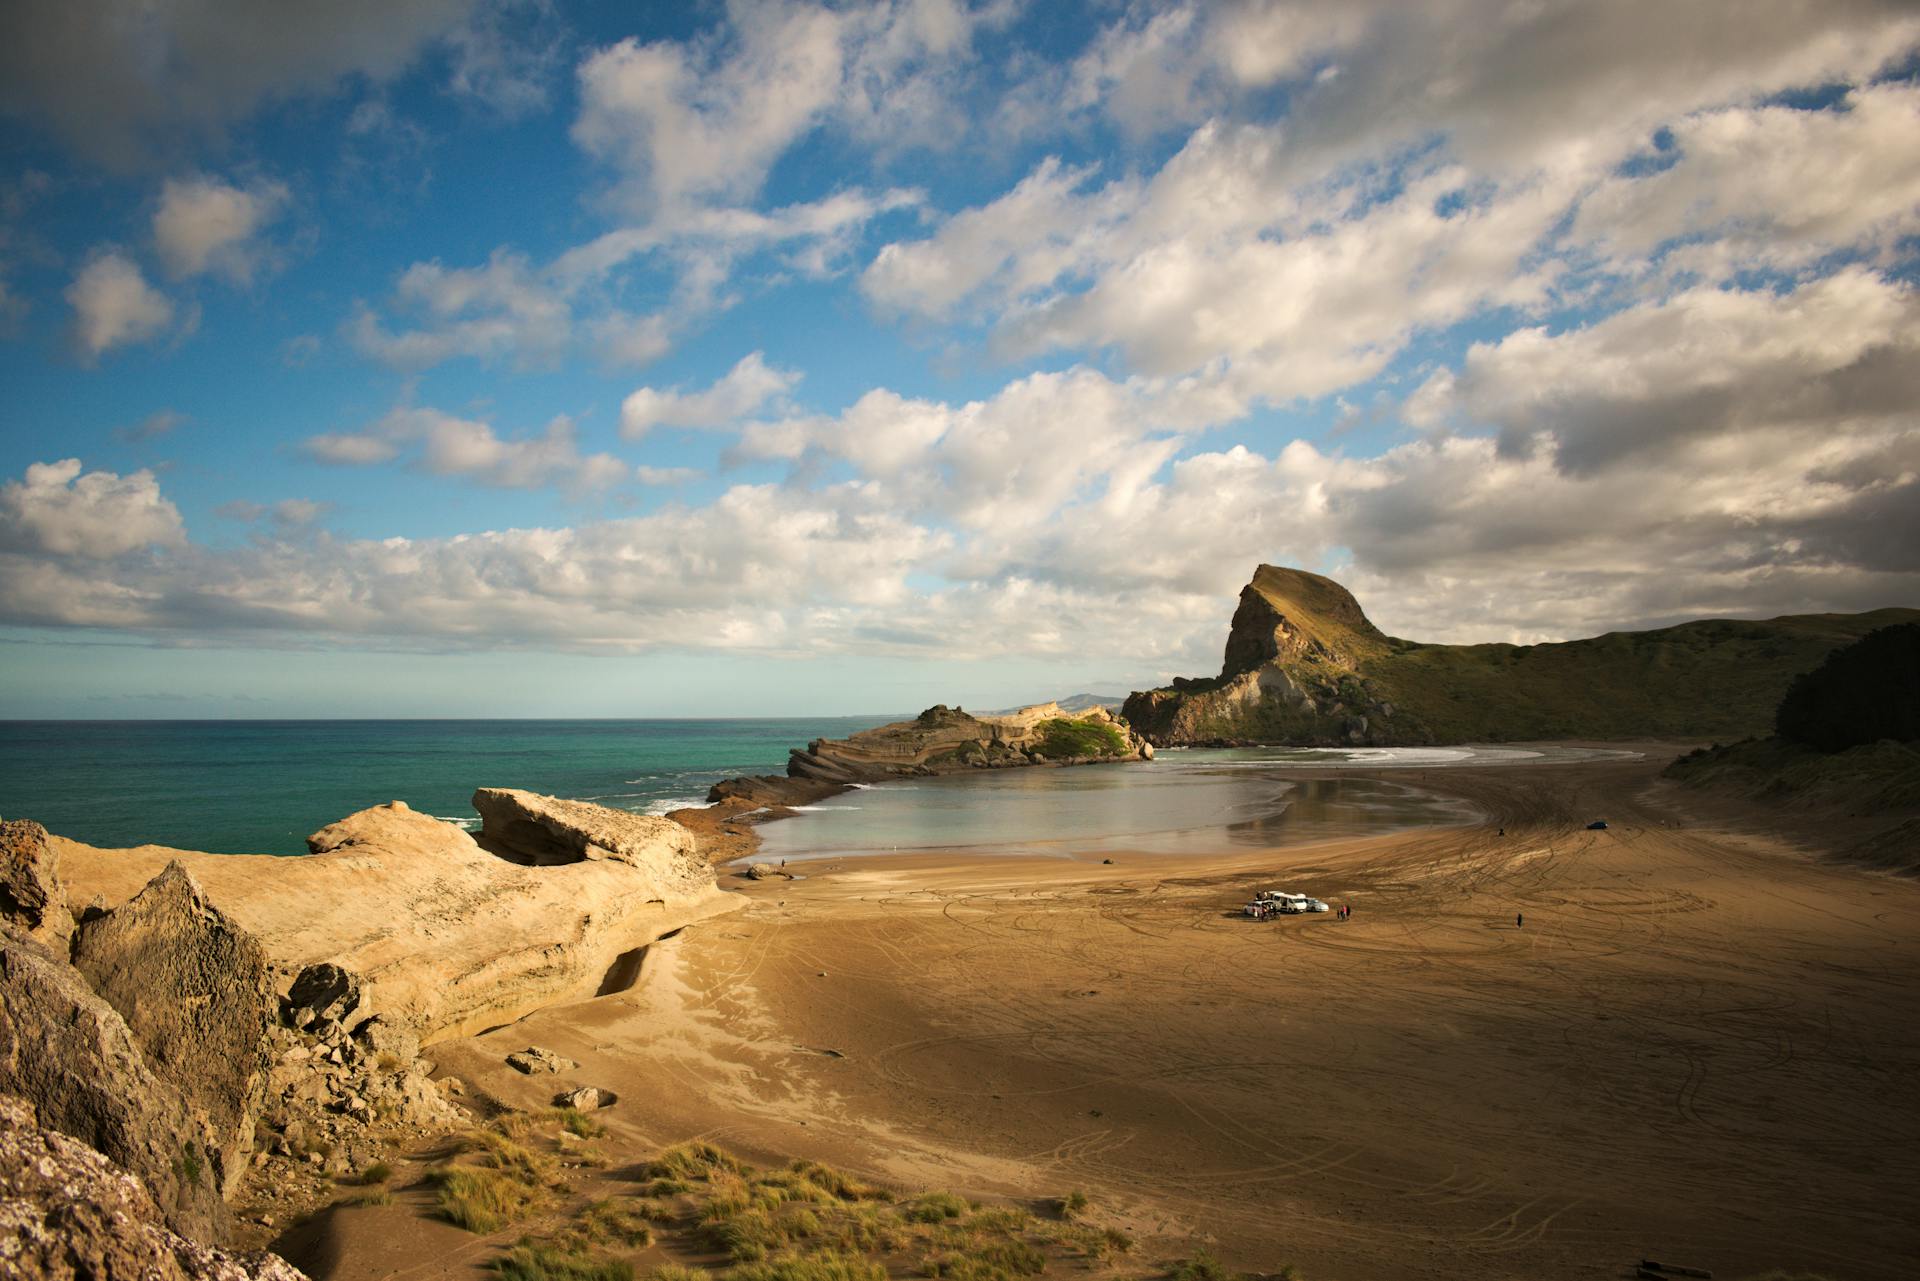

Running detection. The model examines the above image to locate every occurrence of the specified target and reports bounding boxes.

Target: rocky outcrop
[54,797,739,1044]
[0,1094,308,1281]
[473,787,701,870]
[71,862,273,1200]
[0,933,228,1242]
[0,819,74,952]
[710,703,1152,807]
[1124,566,1400,747]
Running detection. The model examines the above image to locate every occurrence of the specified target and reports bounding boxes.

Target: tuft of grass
[344,1186,394,1208]
[920,1239,1047,1281]
[1168,1250,1236,1281]
[357,1161,394,1186]
[574,1199,655,1247]
[965,1206,1030,1234]
[645,1141,745,1183]
[639,1177,694,1197]
[559,1108,605,1139]
[1054,1191,1087,1220]
[431,1166,541,1233]
[903,1192,971,1223]
[175,1141,204,1187]
[725,1251,889,1281]
[490,1242,634,1281]
[643,1268,706,1281]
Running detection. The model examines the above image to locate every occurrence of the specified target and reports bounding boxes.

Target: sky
[1,0,1917,718]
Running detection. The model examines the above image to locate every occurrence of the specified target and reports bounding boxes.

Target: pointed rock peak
[1221,565,1386,678]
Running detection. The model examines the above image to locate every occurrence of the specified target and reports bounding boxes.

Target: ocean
[0,718,898,855]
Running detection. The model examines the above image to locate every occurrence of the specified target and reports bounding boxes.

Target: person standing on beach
[1516,912,1524,928]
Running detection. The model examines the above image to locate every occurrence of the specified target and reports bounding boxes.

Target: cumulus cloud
[64,249,175,359]
[152,174,290,283]
[0,459,185,558]
[348,249,570,370]
[1409,269,1920,474]
[304,408,629,492]
[620,352,801,438]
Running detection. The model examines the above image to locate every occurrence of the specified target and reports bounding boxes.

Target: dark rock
[0,1093,308,1280]
[284,962,364,1034]
[72,861,274,1200]
[0,934,228,1242]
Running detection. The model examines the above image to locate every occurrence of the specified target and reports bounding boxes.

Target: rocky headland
[1123,564,1919,747]
[706,701,1152,810]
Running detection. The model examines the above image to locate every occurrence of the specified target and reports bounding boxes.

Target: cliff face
[1124,564,1920,747]
[710,703,1152,807]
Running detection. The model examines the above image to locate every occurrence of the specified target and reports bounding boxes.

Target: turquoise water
[0,718,898,855]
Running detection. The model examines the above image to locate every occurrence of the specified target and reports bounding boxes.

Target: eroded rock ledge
[708,702,1152,809]
[55,796,739,1044]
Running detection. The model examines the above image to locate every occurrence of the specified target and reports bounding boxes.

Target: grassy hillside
[1370,609,1920,742]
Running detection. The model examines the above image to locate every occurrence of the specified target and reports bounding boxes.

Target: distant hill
[983,693,1124,716]
[1122,565,1918,746]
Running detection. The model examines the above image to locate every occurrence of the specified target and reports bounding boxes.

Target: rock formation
[710,702,1152,808]
[54,797,739,1043]
[0,819,74,952]
[473,786,701,869]
[71,862,273,1199]
[1122,564,1920,747]
[0,932,229,1242]
[0,1094,307,1281]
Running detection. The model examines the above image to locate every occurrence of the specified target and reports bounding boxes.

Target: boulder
[472,788,699,868]
[0,819,74,951]
[284,962,366,1034]
[0,1094,308,1281]
[554,1086,611,1111]
[506,1046,577,1075]
[0,935,228,1242]
[352,1015,419,1066]
[745,863,778,880]
[71,862,274,1200]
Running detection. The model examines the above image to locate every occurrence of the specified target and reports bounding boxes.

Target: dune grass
[491,1242,635,1281]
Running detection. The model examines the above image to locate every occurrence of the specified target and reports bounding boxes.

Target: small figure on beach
[1498,827,1505,837]
[1516,912,1524,928]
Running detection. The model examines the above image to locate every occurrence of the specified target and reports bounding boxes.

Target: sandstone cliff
[55,796,739,1044]
[709,703,1152,807]
[1123,564,1920,747]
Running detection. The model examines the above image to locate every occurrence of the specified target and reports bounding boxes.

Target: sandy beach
[280,748,1920,1281]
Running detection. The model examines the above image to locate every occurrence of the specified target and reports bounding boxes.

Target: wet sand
[310,748,1920,1281]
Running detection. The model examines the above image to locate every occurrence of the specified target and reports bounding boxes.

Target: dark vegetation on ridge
[1122,565,1918,747]
[1665,622,1920,872]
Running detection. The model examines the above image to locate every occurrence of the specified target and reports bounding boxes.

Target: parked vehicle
[1304,898,1332,913]
[1586,820,1609,830]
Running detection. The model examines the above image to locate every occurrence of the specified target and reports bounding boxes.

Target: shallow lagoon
[757,743,1638,860]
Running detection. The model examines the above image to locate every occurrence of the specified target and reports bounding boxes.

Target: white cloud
[152,174,290,283]
[348,249,570,370]
[304,408,629,492]
[571,0,1006,218]
[1573,83,1920,278]
[634,465,699,486]
[1410,269,1920,474]
[0,459,184,558]
[114,409,188,444]
[620,352,801,438]
[64,249,175,359]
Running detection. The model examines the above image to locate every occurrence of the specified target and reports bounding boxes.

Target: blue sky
[2,1,1918,717]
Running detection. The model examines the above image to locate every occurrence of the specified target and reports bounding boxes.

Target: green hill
[1122,565,1918,746]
